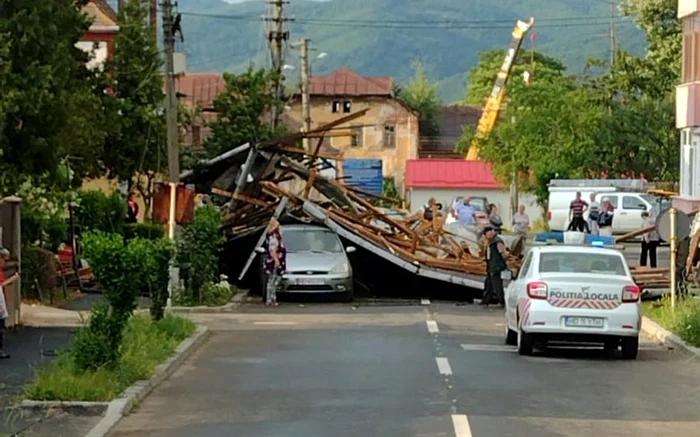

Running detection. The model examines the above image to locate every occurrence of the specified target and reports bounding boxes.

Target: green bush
[75,190,126,234]
[176,206,224,305]
[123,222,165,241]
[25,314,196,401]
[149,238,175,321]
[71,304,122,371]
[644,297,700,347]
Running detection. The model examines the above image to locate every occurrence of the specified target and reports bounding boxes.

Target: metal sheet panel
[342,159,383,195]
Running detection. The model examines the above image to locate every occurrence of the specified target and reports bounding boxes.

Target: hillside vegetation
[176,0,645,101]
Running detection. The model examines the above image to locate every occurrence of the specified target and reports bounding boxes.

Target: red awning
[405,159,503,189]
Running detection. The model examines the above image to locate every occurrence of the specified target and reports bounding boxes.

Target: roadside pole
[670,207,677,310]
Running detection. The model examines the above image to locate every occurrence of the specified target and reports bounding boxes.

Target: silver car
[270,224,356,300]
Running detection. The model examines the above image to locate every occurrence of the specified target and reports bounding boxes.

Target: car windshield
[539,252,627,276]
[282,229,343,253]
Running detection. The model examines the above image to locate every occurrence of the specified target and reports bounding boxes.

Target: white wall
[408,187,542,227]
[75,41,107,70]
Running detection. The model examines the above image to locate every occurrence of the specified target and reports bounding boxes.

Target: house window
[680,127,700,198]
[351,125,363,147]
[332,101,341,113]
[343,101,352,113]
[383,124,396,148]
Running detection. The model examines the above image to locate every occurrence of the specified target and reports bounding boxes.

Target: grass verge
[643,297,700,347]
[24,314,196,402]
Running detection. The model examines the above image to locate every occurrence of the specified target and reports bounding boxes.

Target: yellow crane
[465,17,535,161]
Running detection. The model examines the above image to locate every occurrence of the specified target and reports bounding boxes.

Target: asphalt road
[110,302,700,437]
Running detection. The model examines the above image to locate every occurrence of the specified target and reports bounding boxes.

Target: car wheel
[620,336,639,360]
[517,327,534,356]
[505,325,517,346]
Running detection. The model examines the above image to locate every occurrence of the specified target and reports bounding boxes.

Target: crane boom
[465,17,535,161]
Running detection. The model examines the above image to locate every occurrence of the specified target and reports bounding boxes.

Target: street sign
[342,159,383,196]
[656,208,692,242]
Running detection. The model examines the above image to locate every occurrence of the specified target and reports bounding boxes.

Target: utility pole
[300,38,311,151]
[610,0,617,67]
[266,0,291,130]
[162,0,179,307]
[150,0,158,42]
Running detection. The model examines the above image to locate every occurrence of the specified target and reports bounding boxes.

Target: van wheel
[505,325,517,346]
[620,337,639,360]
[517,328,534,356]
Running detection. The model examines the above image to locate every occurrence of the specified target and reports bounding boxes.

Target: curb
[167,290,250,314]
[17,401,109,415]
[641,316,700,358]
[81,325,211,437]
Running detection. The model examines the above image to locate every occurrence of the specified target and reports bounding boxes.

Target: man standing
[568,192,588,232]
[455,196,476,226]
[512,205,530,239]
[640,211,659,268]
[588,193,601,235]
[481,226,507,307]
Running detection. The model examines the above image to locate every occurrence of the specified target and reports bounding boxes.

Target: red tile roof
[310,68,393,96]
[405,159,502,189]
[175,73,226,109]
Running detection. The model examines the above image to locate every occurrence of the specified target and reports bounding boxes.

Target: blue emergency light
[534,231,616,247]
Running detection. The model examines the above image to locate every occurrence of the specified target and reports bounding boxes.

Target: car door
[619,195,648,233]
[507,252,533,328]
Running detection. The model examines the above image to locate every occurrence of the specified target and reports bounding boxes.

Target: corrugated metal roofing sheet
[405,159,502,189]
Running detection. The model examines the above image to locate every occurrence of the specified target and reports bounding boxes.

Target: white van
[548,191,658,234]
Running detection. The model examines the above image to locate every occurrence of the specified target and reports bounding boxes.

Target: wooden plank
[211,188,271,207]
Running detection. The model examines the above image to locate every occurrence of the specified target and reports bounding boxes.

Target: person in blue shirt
[455,196,476,226]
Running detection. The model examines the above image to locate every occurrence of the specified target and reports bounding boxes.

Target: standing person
[455,195,476,226]
[126,192,139,224]
[598,199,615,236]
[0,247,19,359]
[512,205,530,239]
[487,203,503,233]
[480,226,507,307]
[640,211,660,268]
[263,218,286,307]
[567,192,588,232]
[588,193,601,235]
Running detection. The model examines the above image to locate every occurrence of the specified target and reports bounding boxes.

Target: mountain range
[114,0,648,102]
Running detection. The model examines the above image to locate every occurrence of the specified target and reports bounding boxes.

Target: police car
[504,244,641,359]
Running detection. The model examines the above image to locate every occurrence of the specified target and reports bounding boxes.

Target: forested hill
[157,0,646,102]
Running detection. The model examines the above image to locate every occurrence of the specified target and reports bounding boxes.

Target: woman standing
[512,205,530,239]
[0,247,19,359]
[597,199,615,237]
[126,192,139,224]
[263,218,286,306]
[488,203,503,233]
[640,211,660,268]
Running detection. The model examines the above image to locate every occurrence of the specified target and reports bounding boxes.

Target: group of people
[567,192,615,236]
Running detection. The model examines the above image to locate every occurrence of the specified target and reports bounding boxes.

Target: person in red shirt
[0,247,19,359]
[567,192,589,232]
[126,192,139,224]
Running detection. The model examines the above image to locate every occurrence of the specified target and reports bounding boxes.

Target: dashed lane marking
[436,357,453,375]
[427,320,440,334]
[451,414,473,437]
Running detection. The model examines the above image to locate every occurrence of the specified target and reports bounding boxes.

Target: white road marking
[253,321,298,325]
[436,357,453,375]
[451,414,473,437]
[461,344,514,352]
[421,298,431,305]
[426,320,439,333]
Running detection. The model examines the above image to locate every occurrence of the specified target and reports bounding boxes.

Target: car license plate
[297,278,325,286]
[564,317,604,328]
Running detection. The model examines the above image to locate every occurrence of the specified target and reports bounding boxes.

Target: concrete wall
[408,187,542,227]
[285,96,419,194]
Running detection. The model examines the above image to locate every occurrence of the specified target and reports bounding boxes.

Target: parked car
[258,224,356,301]
[452,196,489,226]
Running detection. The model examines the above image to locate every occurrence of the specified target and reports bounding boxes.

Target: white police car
[504,244,642,359]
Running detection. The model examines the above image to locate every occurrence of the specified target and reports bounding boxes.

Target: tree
[204,67,283,157]
[0,0,96,195]
[464,49,566,106]
[397,61,441,136]
[102,0,166,213]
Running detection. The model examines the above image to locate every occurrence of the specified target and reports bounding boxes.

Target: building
[285,68,420,194]
[676,0,700,211]
[418,105,483,159]
[76,0,119,70]
[405,159,541,226]
[175,73,227,150]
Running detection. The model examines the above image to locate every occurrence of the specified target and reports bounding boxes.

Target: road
[110,302,700,437]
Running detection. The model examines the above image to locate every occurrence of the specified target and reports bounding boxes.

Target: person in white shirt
[588,193,601,235]
[512,205,530,238]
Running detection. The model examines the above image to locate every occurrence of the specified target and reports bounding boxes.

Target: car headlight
[330,262,350,275]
